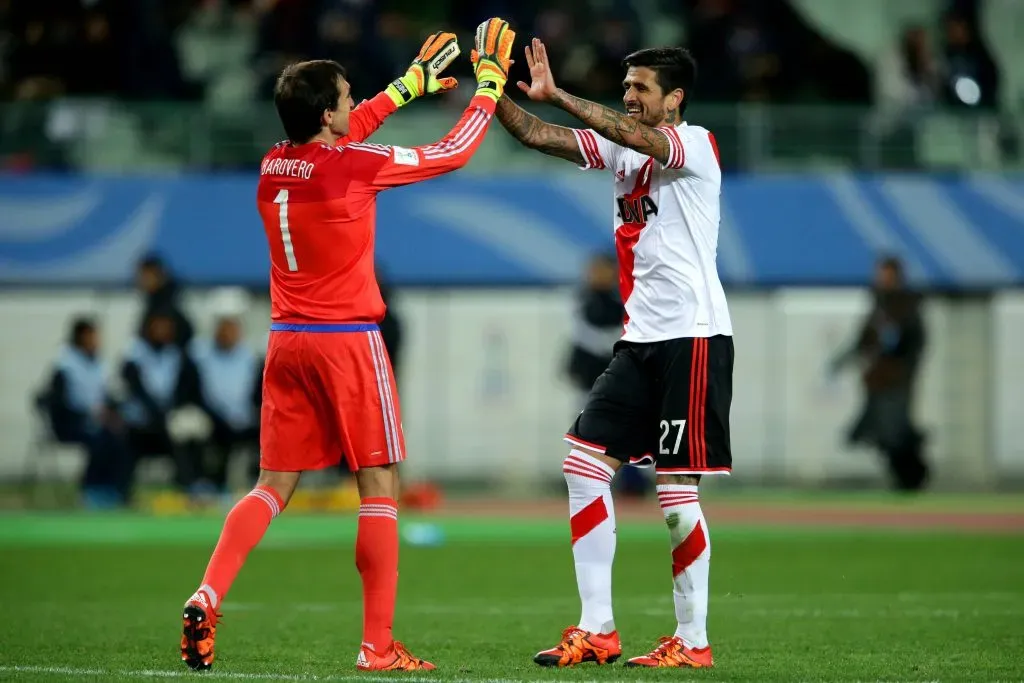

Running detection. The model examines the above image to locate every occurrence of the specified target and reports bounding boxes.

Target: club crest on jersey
[616,195,658,223]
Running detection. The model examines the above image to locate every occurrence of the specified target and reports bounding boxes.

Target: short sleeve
[572,129,622,171]
[660,126,721,177]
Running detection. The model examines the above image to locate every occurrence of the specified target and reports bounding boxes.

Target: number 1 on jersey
[274,189,299,272]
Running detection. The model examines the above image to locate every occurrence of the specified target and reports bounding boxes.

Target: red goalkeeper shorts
[260,323,406,472]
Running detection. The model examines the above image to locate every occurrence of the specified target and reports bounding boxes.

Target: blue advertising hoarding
[2,172,1022,287]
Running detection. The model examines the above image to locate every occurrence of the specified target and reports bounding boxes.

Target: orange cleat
[625,636,713,668]
[533,626,622,667]
[180,590,220,671]
[356,641,435,671]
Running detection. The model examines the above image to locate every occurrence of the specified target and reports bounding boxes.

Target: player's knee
[563,447,619,486]
[255,469,301,508]
[353,463,398,500]
[655,473,700,486]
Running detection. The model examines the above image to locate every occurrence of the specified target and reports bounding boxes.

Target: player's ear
[670,88,684,112]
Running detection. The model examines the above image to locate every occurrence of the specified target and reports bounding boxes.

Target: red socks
[356,497,399,653]
[198,486,284,609]
[193,489,398,656]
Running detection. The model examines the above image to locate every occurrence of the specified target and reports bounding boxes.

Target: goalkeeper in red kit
[179,19,516,673]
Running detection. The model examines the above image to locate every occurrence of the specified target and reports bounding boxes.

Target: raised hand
[470,17,516,102]
[386,31,461,108]
[517,37,557,102]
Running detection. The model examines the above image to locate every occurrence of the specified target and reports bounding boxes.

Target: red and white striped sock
[657,484,710,649]
[563,449,617,634]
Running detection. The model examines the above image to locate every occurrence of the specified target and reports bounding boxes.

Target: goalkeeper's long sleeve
[340,95,496,190]
[335,92,399,145]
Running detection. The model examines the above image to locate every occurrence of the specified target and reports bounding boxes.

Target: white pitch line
[0,666,437,682]
[221,601,1024,620]
[0,666,624,683]
[0,665,947,683]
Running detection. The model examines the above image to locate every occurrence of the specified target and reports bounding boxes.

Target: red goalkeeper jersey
[256,92,496,323]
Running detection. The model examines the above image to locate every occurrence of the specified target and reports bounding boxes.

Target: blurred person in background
[564,253,649,498]
[377,267,404,384]
[872,24,941,168]
[189,306,263,495]
[1,0,198,170]
[577,6,643,99]
[121,309,205,501]
[253,0,321,98]
[683,0,870,106]
[877,25,941,113]
[566,253,622,410]
[44,317,131,508]
[681,0,786,103]
[114,0,201,101]
[940,11,999,110]
[831,256,929,492]
[136,254,195,349]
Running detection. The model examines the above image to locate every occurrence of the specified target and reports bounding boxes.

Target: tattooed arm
[514,37,679,166]
[495,95,585,165]
[549,88,673,166]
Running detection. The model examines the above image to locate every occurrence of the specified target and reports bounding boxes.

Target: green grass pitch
[0,509,1022,682]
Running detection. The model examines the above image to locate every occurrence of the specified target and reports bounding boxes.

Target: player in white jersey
[495,40,733,669]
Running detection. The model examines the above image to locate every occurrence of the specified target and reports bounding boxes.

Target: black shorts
[565,335,734,475]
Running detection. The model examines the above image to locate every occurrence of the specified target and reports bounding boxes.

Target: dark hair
[622,47,697,114]
[878,254,905,275]
[137,253,165,273]
[274,60,348,144]
[146,308,176,324]
[70,317,96,346]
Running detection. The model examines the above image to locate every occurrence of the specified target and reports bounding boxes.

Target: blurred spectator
[576,5,643,99]
[365,7,421,94]
[940,12,1000,109]
[873,25,941,168]
[683,0,870,104]
[683,0,782,102]
[113,0,202,101]
[564,253,649,497]
[831,256,929,492]
[378,268,404,382]
[253,0,321,98]
[877,26,941,114]
[189,313,263,493]
[121,309,205,499]
[565,253,622,409]
[4,0,195,100]
[43,317,131,508]
[135,254,195,349]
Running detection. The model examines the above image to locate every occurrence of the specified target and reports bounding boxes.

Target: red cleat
[533,626,622,667]
[625,636,714,668]
[180,590,220,671]
[356,641,435,671]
